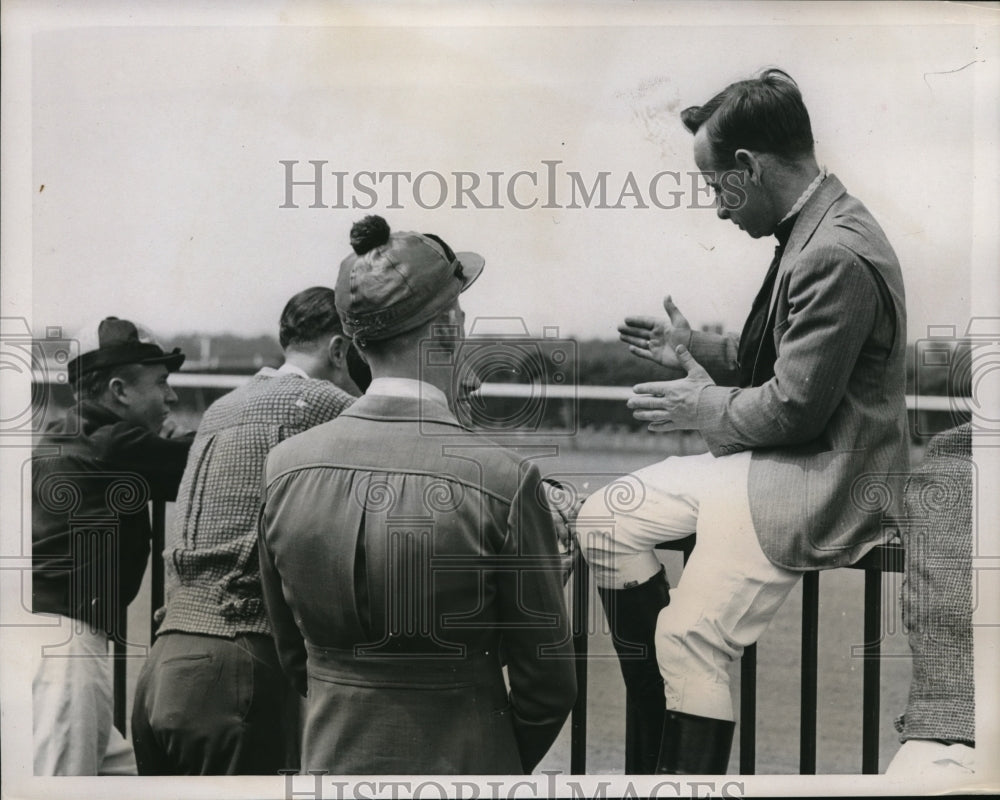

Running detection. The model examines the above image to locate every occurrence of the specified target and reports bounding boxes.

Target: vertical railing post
[570,547,590,774]
[115,499,166,735]
[150,500,166,644]
[861,567,882,773]
[113,632,127,736]
[799,570,819,774]
[570,533,900,776]
[739,643,757,774]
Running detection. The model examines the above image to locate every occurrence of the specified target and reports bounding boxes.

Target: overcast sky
[10,1,1000,349]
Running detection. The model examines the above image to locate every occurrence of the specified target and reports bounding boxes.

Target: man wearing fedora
[259,215,577,774]
[577,69,908,773]
[32,317,193,775]
[131,287,365,775]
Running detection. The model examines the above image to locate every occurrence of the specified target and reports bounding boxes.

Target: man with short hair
[32,317,192,775]
[131,287,363,775]
[578,69,908,773]
[259,216,577,774]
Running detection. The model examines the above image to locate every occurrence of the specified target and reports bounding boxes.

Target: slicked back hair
[681,68,814,168]
[279,286,345,350]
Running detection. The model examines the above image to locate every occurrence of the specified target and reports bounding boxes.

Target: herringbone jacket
[689,175,909,570]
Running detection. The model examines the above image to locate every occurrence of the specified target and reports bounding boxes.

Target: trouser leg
[652,452,800,773]
[242,634,300,774]
[131,641,171,775]
[575,452,801,774]
[575,457,702,773]
[132,632,294,775]
[33,617,136,776]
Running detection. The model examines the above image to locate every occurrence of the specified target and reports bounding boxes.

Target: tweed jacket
[159,368,354,638]
[895,424,974,746]
[259,392,577,774]
[687,174,909,570]
[32,402,192,633]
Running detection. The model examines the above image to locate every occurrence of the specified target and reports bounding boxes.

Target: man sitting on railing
[130,287,365,775]
[574,69,908,774]
[32,317,192,775]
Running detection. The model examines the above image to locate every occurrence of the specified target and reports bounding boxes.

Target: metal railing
[569,535,904,774]
[117,506,903,774]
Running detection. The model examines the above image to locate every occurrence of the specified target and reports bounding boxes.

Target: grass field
[126,435,917,777]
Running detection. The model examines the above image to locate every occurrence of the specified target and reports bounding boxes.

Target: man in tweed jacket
[131,287,363,775]
[576,69,908,773]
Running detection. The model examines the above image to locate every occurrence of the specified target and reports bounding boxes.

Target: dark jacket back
[32,402,191,633]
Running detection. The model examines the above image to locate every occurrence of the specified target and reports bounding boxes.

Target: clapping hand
[618,296,693,374]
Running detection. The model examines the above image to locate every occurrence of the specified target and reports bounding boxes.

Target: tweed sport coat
[686,174,909,570]
[259,393,576,774]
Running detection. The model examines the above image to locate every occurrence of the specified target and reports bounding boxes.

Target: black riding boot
[597,565,671,774]
[655,709,735,774]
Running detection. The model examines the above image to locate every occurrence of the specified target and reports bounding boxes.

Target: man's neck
[365,355,454,408]
[282,350,325,380]
[366,376,450,407]
[84,398,124,421]
[771,160,822,221]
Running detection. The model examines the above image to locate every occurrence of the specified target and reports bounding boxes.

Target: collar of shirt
[255,362,310,380]
[779,167,827,229]
[766,169,828,317]
[365,377,449,409]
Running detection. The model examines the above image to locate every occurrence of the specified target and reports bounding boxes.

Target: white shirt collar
[366,377,449,409]
[255,362,310,379]
[779,167,827,226]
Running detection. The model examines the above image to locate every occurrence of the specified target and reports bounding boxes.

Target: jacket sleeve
[106,423,194,501]
[498,461,578,773]
[686,328,742,387]
[258,474,309,696]
[695,243,881,454]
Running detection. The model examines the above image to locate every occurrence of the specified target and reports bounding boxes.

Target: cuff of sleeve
[695,384,745,457]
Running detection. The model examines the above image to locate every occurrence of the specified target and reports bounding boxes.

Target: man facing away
[131,287,362,775]
[575,69,909,773]
[259,215,577,774]
[32,317,192,775]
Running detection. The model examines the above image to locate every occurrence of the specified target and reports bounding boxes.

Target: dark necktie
[737,217,796,387]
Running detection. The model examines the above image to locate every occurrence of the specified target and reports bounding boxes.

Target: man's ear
[108,375,130,406]
[733,148,763,185]
[327,333,349,367]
